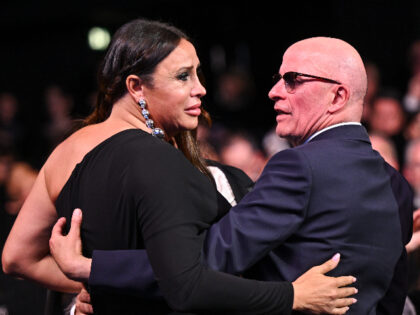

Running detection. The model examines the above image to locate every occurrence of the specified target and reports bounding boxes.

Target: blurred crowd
[1,39,420,314]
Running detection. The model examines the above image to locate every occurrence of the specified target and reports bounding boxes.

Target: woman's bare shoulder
[43,124,103,200]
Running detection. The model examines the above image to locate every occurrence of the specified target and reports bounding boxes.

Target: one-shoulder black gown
[55,129,293,314]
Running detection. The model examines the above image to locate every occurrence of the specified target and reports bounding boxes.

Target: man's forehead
[280,48,330,74]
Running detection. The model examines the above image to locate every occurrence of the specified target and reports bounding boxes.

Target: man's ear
[125,74,145,102]
[328,85,350,113]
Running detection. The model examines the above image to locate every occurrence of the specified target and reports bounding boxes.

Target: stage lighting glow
[88,27,111,51]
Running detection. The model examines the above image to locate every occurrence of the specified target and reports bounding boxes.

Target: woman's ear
[125,74,144,102]
[328,85,350,113]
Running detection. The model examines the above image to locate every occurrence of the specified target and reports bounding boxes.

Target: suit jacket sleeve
[204,149,311,274]
[89,250,160,298]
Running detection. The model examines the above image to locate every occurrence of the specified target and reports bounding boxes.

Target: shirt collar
[304,122,362,144]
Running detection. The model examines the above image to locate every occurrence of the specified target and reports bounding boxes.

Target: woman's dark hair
[84,18,212,179]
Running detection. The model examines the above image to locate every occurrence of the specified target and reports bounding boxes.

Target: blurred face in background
[405,142,420,192]
[369,97,405,136]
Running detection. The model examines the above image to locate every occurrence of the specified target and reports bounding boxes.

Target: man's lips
[275,108,291,115]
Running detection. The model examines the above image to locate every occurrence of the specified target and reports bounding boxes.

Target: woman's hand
[49,208,92,282]
[292,253,357,314]
[75,287,94,315]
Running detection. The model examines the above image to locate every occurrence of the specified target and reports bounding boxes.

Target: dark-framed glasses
[272,71,341,93]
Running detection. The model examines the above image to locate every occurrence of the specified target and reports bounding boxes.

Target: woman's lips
[185,105,201,116]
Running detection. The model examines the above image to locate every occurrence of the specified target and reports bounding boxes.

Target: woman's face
[143,39,206,136]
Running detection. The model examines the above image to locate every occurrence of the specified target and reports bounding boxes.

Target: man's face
[268,49,335,145]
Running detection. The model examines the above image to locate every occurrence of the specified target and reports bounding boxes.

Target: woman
[2,19,356,314]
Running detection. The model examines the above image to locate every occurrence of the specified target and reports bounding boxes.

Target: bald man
[50,38,413,314]
[204,37,413,314]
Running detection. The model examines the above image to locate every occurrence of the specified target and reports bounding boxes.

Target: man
[203,37,412,314]
[51,37,413,314]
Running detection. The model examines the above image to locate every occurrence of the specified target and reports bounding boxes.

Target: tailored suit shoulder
[204,124,413,314]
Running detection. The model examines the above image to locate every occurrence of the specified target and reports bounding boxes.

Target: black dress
[55,129,293,314]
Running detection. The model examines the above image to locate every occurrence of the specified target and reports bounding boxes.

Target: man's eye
[177,72,189,81]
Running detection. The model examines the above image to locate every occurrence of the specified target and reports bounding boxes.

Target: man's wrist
[68,257,92,282]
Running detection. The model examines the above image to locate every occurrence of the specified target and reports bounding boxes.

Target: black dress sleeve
[129,143,293,314]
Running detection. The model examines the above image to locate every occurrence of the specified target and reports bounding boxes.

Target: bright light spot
[88,27,111,51]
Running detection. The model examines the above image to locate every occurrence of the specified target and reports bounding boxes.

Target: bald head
[270,37,368,145]
[284,37,367,110]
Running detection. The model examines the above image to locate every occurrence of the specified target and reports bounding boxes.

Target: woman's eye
[177,72,190,81]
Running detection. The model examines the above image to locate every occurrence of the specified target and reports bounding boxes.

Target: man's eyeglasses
[272,71,341,93]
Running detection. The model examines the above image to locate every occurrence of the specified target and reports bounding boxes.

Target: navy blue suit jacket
[89,125,413,314]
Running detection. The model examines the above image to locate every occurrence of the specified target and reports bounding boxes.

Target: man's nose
[268,80,286,101]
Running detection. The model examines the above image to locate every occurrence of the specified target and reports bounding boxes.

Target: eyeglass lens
[272,73,297,92]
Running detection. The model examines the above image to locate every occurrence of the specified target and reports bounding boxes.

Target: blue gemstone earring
[139,99,165,139]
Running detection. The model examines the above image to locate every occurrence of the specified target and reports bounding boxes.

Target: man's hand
[407,208,420,253]
[49,208,92,282]
[292,253,357,314]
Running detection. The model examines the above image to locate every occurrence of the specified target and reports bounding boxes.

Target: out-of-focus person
[369,132,400,170]
[405,111,420,143]
[369,91,407,166]
[262,127,290,158]
[0,93,24,154]
[404,40,420,113]
[219,131,267,181]
[362,62,381,127]
[42,85,74,153]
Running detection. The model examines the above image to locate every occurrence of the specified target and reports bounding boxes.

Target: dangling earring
[139,99,165,139]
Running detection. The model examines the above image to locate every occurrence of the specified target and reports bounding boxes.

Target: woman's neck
[106,97,176,144]
[106,98,150,132]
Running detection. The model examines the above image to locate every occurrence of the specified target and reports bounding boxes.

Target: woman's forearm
[3,250,82,293]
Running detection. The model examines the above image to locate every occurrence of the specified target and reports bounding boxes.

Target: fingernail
[73,208,82,217]
[332,253,340,261]
[353,277,357,283]
[353,298,358,303]
[354,288,358,293]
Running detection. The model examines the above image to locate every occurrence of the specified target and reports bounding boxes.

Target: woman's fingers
[334,275,357,288]
[336,286,358,298]
[333,297,357,308]
[329,297,358,315]
[311,253,341,274]
[331,306,350,314]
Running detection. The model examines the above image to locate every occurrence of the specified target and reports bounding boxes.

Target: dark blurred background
[0,0,419,167]
[2,1,420,314]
